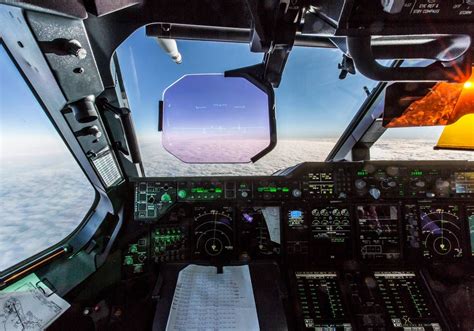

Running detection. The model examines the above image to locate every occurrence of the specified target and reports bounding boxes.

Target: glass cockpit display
[310,206,352,260]
[240,207,281,257]
[420,205,463,259]
[357,205,401,260]
[193,207,234,259]
[288,210,305,228]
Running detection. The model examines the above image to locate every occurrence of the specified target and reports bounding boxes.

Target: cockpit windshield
[116,30,376,176]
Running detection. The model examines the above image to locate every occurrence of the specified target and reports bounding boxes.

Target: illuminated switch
[161,193,172,202]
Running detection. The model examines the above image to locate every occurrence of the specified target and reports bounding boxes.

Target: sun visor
[435,114,474,151]
[383,69,474,128]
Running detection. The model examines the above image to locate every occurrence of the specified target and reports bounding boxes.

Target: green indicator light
[282,187,289,192]
[161,193,172,202]
[411,170,423,176]
[270,187,277,193]
[357,170,368,176]
[178,190,187,199]
[257,187,264,192]
[124,256,134,265]
[215,188,222,193]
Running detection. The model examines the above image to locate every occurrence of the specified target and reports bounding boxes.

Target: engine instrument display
[310,206,352,260]
[357,205,401,260]
[193,207,234,258]
[294,272,351,330]
[420,205,463,259]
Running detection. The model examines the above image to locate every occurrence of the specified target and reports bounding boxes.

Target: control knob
[292,188,302,198]
[369,188,381,200]
[415,180,426,188]
[355,179,367,190]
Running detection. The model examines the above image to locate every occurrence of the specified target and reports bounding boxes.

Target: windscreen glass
[0,45,95,271]
[116,29,376,176]
[371,126,473,161]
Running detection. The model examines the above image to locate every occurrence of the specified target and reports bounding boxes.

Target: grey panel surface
[26,11,104,102]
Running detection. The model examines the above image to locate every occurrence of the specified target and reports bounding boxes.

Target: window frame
[0,11,112,278]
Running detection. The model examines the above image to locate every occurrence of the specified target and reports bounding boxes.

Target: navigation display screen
[357,205,401,260]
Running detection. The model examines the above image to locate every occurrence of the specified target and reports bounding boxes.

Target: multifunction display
[420,205,463,259]
[357,205,401,260]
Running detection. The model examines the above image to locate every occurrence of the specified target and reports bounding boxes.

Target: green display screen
[257,186,290,193]
[191,187,223,193]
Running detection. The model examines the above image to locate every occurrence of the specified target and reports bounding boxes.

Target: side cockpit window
[0,44,95,272]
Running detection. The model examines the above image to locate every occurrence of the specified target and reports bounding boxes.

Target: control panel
[125,161,474,330]
[294,272,350,330]
[316,0,474,36]
[129,161,473,267]
[292,270,443,330]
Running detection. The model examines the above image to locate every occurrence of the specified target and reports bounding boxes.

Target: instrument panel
[128,161,474,268]
[125,161,474,330]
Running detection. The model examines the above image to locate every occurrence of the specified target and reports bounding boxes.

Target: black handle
[348,36,472,82]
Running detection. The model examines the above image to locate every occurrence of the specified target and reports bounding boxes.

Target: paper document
[0,273,70,331]
[261,207,281,244]
[166,264,260,331]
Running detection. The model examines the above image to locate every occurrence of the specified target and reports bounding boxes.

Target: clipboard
[0,273,71,330]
